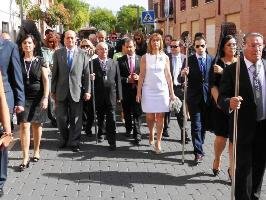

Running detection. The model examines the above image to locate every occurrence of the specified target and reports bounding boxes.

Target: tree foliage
[89,7,116,33]
[27,3,70,28]
[116,5,145,33]
[57,0,90,30]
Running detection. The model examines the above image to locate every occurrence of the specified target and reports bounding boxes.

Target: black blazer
[185,54,214,111]
[117,54,140,99]
[93,58,122,108]
[218,58,266,144]
[0,39,25,113]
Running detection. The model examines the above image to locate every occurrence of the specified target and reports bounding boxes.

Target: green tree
[57,0,90,30]
[89,7,116,33]
[116,5,145,33]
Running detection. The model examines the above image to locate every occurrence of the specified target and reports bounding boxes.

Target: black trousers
[235,119,266,200]
[83,99,94,134]
[97,104,116,146]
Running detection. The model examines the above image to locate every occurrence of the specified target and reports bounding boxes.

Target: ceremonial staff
[231,31,244,200]
[181,35,192,164]
[88,50,98,144]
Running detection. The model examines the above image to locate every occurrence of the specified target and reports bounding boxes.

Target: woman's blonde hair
[80,39,95,51]
[147,33,164,54]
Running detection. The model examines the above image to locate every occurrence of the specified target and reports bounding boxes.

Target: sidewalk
[4,118,266,200]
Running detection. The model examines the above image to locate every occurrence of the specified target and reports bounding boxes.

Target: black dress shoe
[108,145,116,151]
[71,145,80,152]
[194,154,203,164]
[86,130,93,137]
[0,188,4,197]
[162,132,169,137]
[125,131,131,137]
[97,135,104,143]
[59,142,67,149]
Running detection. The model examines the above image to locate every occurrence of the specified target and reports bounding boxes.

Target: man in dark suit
[93,42,122,151]
[218,32,266,200]
[51,30,91,152]
[181,35,213,164]
[0,37,25,196]
[164,39,191,143]
[117,38,142,145]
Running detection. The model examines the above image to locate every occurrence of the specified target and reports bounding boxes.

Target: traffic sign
[142,10,155,24]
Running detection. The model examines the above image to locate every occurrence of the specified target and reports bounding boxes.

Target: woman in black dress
[17,34,49,171]
[210,35,237,177]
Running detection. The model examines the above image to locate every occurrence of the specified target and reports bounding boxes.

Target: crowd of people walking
[0,19,265,200]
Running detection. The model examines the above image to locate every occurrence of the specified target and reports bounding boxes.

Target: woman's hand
[170,94,177,101]
[41,97,48,110]
[136,93,141,103]
[213,64,223,74]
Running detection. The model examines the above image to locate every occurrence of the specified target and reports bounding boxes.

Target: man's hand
[83,93,91,101]
[90,73,95,81]
[181,67,189,77]
[230,96,243,110]
[14,106,24,114]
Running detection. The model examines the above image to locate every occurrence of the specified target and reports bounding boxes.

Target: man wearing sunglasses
[163,39,191,143]
[181,34,213,164]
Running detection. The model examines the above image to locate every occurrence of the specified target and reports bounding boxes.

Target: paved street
[4,117,266,200]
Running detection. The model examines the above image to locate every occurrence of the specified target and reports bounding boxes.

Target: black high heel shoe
[212,160,221,176]
[19,160,30,171]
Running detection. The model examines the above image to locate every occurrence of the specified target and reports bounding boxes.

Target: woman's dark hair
[219,35,235,58]
[19,34,38,57]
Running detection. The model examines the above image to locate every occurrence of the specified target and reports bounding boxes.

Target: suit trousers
[235,119,266,200]
[121,99,142,140]
[188,101,208,156]
[0,146,7,189]
[97,105,116,146]
[56,92,83,146]
[83,99,94,134]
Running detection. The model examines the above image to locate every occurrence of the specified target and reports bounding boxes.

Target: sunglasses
[170,45,180,48]
[195,44,206,48]
[111,37,117,39]
[81,45,92,49]
[134,38,141,41]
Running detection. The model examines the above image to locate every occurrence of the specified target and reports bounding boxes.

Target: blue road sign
[142,10,155,24]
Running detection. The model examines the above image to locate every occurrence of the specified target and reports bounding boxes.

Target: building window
[180,0,186,11]
[205,0,214,3]
[169,0,174,15]
[2,22,9,33]
[160,0,165,18]
[191,0,198,7]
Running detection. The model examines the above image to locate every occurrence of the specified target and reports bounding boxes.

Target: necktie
[129,57,135,74]
[67,50,73,69]
[198,57,206,77]
[250,63,263,120]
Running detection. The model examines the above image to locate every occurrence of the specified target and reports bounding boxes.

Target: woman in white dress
[136,33,175,154]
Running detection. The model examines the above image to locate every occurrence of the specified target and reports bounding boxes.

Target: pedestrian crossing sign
[142,10,155,24]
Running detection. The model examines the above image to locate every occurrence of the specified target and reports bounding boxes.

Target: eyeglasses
[195,44,206,48]
[81,45,92,49]
[170,45,180,48]
[134,38,141,41]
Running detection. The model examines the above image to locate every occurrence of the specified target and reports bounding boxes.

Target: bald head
[64,30,76,49]
[96,42,108,59]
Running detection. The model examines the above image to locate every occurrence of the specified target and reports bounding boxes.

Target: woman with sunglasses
[134,32,147,56]
[17,34,49,171]
[80,39,97,60]
[210,35,237,178]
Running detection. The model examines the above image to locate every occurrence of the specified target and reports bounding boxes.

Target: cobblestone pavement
[3,117,266,200]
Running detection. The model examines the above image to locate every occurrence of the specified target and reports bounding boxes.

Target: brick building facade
[149,0,266,55]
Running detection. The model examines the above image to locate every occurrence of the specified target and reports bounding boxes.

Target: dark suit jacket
[117,54,140,101]
[185,54,213,111]
[218,58,266,144]
[0,39,24,113]
[93,58,122,108]
[52,47,90,102]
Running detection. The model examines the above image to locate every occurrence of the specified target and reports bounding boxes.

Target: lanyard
[24,58,34,83]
